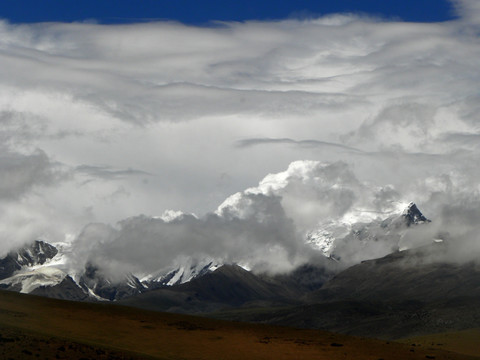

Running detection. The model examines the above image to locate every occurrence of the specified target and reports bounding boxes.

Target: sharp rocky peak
[402,202,431,226]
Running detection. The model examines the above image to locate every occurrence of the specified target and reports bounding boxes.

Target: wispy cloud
[76,165,152,180]
[236,137,365,153]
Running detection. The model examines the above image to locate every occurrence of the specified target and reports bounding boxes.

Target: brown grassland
[0,289,478,359]
[401,328,480,357]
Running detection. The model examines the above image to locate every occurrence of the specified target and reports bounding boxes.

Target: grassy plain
[0,289,478,359]
[401,328,480,357]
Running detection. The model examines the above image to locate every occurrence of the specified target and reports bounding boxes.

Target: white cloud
[452,0,480,25]
[1,2,480,272]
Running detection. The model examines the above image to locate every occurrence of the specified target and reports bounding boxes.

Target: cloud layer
[1,1,480,272]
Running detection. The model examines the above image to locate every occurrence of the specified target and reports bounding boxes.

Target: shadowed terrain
[401,328,480,357]
[1,289,478,359]
[115,242,480,342]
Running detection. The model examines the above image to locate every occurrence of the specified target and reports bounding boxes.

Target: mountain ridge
[0,202,434,303]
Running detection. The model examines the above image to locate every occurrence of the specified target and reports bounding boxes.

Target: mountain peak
[402,202,430,226]
[0,240,58,281]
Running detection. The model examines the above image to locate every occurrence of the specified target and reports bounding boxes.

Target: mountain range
[1,202,478,340]
[0,201,424,299]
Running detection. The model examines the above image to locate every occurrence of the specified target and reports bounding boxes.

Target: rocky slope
[0,240,58,280]
[208,241,480,339]
[0,202,432,302]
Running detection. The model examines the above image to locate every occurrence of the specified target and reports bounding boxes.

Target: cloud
[440,132,480,150]
[0,148,72,255]
[452,0,480,25]
[71,156,480,277]
[0,201,58,257]
[218,161,366,229]
[236,137,364,153]
[1,2,480,275]
[72,199,306,276]
[71,161,404,276]
[69,162,354,275]
[75,165,152,181]
[0,149,63,200]
[350,103,438,151]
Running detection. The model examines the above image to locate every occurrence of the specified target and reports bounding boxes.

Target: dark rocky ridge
[311,242,480,303]
[0,240,58,280]
[119,264,304,313]
[208,242,480,339]
[78,263,146,301]
[31,275,88,301]
[402,202,431,226]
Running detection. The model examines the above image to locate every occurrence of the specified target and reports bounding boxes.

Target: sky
[1,0,480,276]
[0,1,456,24]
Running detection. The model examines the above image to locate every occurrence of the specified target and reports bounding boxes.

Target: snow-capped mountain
[1,267,67,293]
[0,240,74,296]
[0,240,89,300]
[0,202,432,302]
[142,257,221,288]
[0,240,58,280]
[0,239,222,301]
[78,262,146,301]
[306,222,348,257]
[0,240,145,300]
[401,201,431,226]
[306,202,431,265]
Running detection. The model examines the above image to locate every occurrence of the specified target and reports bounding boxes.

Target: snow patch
[0,267,66,293]
[142,257,221,285]
[87,287,109,301]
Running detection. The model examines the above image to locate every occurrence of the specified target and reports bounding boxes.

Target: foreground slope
[0,289,477,360]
